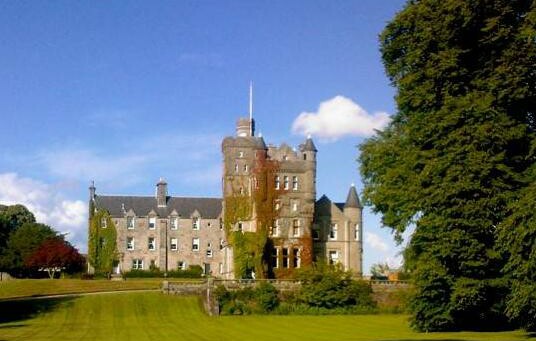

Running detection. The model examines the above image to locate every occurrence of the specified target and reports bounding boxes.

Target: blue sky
[0,0,408,274]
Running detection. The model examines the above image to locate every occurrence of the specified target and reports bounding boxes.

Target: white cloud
[292,96,390,140]
[0,173,88,252]
[365,232,389,252]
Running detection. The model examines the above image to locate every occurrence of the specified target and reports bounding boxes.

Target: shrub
[297,263,376,310]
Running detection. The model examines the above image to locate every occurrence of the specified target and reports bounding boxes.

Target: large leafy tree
[0,222,58,277]
[360,0,535,331]
[0,204,36,252]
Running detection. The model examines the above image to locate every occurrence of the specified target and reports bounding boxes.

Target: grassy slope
[0,279,164,299]
[0,292,533,341]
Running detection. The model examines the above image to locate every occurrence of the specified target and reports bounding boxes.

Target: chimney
[156,178,168,207]
[89,180,96,201]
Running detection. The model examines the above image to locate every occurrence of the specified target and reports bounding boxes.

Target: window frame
[192,237,200,251]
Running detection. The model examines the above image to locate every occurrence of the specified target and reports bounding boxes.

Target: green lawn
[0,292,533,341]
[0,279,165,299]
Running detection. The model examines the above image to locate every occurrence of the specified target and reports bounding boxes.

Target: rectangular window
[292,219,300,237]
[170,238,178,251]
[293,248,300,268]
[127,216,135,229]
[244,164,248,172]
[237,221,243,232]
[275,200,280,210]
[206,249,213,257]
[329,224,338,240]
[282,248,289,268]
[132,259,143,270]
[220,239,225,250]
[178,261,186,270]
[101,218,107,228]
[271,248,279,268]
[238,151,244,158]
[292,200,298,212]
[219,218,223,230]
[149,217,156,229]
[170,217,178,230]
[328,250,339,265]
[192,217,200,230]
[192,238,200,251]
[275,176,280,190]
[313,229,320,240]
[126,237,134,250]
[273,219,279,236]
[234,163,238,173]
[355,224,360,241]
[148,237,156,251]
[292,176,298,190]
[284,176,289,190]
[219,263,223,274]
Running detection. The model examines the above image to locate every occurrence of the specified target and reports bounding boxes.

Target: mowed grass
[0,279,165,299]
[0,292,533,341]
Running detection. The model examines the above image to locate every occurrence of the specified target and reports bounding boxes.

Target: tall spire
[249,81,253,136]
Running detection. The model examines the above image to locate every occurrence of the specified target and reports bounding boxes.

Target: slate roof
[344,185,362,208]
[300,137,317,152]
[94,195,222,219]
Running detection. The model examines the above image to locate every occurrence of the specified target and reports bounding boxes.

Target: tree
[370,262,391,279]
[0,204,36,253]
[0,222,58,277]
[360,0,535,331]
[25,238,84,278]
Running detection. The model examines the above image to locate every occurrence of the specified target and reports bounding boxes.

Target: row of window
[268,219,302,237]
[311,223,361,241]
[271,247,301,269]
[236,150,309,162]
[131,259,225,274]
[274,175,299,191]
[126,237,225,254]
[102,216,222,231]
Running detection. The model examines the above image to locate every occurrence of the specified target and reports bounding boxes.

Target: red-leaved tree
[25,238,84,279]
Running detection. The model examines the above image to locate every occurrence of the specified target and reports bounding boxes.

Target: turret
[156,178,168,207]
[299,135,317,162]
[343,184,362,221]
[236,117,255,137]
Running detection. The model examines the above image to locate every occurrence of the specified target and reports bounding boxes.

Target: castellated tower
[222,117,317,278]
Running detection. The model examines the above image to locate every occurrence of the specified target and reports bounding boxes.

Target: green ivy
[87,210,118,277]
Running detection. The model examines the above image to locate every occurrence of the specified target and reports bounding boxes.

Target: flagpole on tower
[249,81,253,136]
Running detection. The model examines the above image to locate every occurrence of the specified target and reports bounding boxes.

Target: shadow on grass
[0,297,77,324]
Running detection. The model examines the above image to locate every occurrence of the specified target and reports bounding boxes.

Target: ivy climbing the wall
[87,210,118,277]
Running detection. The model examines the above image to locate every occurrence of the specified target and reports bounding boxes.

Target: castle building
[88,117,363,278]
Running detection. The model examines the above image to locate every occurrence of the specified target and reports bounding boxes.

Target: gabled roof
[94,195,222,218]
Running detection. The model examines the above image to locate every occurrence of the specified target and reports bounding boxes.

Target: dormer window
[127,216,135,229]
[170,217,178,230]
[149,217,156,229]
[193,217,200,230]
